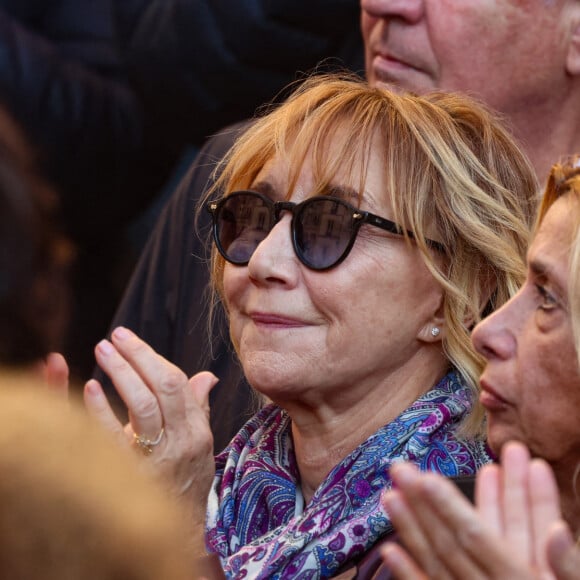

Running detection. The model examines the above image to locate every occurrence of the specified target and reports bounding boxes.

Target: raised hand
[85,327,218,526]
[381,441,562,580]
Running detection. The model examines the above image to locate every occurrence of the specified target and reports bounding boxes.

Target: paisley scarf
[206,371,493,578]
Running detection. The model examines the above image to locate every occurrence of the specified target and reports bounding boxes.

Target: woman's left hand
[380,442,561,580]
[84,326,219,523]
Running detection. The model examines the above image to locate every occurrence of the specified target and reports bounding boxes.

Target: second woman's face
[222,141,446,410]
[473,195,580,465]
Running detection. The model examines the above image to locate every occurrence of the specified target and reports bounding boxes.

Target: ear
[566,7,580,76]
[417,295,445,344]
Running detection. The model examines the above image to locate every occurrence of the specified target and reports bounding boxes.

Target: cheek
[428,3,507,72]
[222,265,242,307]
[517,349,580,448]
[360,12,375,40]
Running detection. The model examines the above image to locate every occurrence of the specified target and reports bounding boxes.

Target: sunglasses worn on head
[206,190,445,271]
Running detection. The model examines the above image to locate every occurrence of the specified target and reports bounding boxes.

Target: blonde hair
[207,74,538,437]
[538,157,580,368]
[0,377,195,580]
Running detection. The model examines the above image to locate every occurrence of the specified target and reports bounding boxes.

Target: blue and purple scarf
[206,371,493,578]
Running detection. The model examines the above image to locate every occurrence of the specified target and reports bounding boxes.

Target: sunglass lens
[216,193,274,264]
[294,199,354,269]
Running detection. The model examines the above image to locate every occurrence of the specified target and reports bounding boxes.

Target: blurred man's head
[360,0,580,180]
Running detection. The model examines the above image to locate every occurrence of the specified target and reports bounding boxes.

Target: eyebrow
[529,256,567,296]
[325,184,362,204]
[529,256,554,279]
[251,181,277,198]
[250,180,365,205]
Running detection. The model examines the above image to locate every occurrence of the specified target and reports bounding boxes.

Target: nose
[247,214,300,287]
[471,292,523,362]
[360,0,424,22]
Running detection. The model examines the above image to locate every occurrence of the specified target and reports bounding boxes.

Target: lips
[249,312,309,328]
[479,379,511,412]
[375,51,413,69]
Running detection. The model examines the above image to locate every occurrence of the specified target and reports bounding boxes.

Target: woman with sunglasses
[86,74,537,578]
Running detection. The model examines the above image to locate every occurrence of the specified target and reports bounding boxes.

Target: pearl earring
[431,327,440,337]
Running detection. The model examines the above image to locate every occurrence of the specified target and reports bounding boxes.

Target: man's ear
[566,6,580,76]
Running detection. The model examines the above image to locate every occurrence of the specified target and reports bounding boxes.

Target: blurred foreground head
[0,384,194,579]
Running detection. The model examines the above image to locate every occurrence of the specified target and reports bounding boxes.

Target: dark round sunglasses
[206,190,445,271]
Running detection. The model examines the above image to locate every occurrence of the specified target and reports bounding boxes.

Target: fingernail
[85,379,101,397]
[382,491,405,519]
[380,544,401,567]
[390,462,418,486]
[112,326,133,341]
[97,339,114,356]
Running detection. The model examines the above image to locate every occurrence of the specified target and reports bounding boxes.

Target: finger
[382,487,442,578]
[547,520,579,580]
[183,371,219,445]
[475,463,502,531]
[187,372,218,415]
[108,327,189,434]
[44,352,70,398]
[411,469,513,579]
[500,441,532,558]
[95,336,163,440]
[84,379,130,448]
[380,542,429,580]
[528,458,561,572]
[387,464,463,579]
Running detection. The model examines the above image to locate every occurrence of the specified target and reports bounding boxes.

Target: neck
[286,352,450,504]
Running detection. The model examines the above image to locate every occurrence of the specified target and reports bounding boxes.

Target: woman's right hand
[84,327,219,529]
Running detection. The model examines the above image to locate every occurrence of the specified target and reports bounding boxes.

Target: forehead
[251,130,388,205]
[528,195,578,280]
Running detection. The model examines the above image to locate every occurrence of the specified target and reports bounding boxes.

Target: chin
[242,358,297,394]
[486,423,525,457]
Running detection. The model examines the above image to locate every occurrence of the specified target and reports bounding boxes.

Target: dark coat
[0,0,169,242]
[117,0,364,148]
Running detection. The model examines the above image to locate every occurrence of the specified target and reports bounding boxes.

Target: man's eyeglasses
[206,190,444,271]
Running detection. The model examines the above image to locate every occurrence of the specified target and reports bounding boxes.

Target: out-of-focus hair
[207,74,538,437]
[0,106,70,366]
[0,379,195,580]
[539,157,580,368]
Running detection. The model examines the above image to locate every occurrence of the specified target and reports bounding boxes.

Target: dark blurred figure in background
[0,0,362,383]
[117,0,364,150]
[0,94,213,580]
[0,103,69,369]
[0,0,172,381]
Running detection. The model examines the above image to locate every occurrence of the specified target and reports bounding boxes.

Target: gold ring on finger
[133,427,165,456]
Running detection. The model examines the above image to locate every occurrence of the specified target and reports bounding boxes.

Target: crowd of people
[2,0,580,578]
